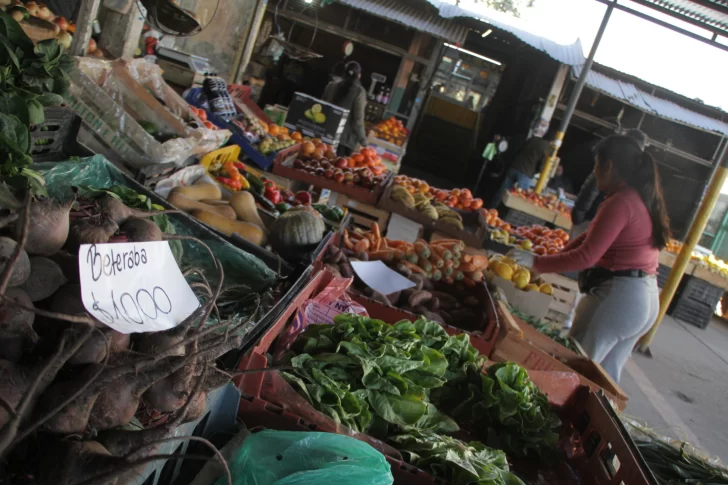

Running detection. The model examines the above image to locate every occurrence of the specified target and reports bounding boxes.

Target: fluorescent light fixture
[481,29,492,38]
[305,0,313,3]
[444,43,501,66]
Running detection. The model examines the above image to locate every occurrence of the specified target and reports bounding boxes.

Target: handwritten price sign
[79,242,200,334]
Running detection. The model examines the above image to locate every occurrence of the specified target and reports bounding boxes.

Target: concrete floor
[620,315,728,462]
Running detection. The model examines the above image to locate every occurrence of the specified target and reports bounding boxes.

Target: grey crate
[680,275,724,304]
[657,264,671,289]
[30,106,77,162]
[671,299,714,330]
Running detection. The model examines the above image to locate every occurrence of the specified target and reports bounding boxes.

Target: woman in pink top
[513,135,671,382]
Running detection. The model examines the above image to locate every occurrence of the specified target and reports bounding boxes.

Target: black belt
[578,267,650,293]
[607,268,650,278]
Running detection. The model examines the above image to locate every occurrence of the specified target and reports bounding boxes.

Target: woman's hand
[508,248,535,269]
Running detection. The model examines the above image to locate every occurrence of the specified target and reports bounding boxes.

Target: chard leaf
[367,390,427,427]
[0,11,33,56]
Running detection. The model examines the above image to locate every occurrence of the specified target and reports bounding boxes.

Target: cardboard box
[487,273,553,320]
[284,92,349,146]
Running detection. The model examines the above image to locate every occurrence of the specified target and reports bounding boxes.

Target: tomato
[533,245,547,255]
[470,198,483,210]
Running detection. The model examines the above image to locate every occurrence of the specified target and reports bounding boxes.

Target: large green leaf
[367,390,427,427]
[0,91,29,126]
[0,11,33,56]
[0,111,29,153]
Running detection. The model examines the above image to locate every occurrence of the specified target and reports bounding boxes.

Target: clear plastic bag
[216,430,393,485]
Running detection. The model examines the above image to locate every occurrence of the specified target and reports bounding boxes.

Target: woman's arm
[534,195,631,274]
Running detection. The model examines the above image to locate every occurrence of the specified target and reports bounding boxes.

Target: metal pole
[534,1,615,193]
[638,142,728,350]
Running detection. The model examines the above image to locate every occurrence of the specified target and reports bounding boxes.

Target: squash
[169,183,221,201]
[191,209,266,245]
[230,191,266,230]
[269,206,326,260]
[168,192,236,220]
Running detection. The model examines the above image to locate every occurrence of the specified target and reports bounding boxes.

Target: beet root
[20,256,67,301]
[65,215,119,252]
[19,198,73,256]
[143,365,195,413]
[69,328,129,365]
[120,217,163,242]
[0,236,31,287]
[49,251,80,283]
[98,194,176,226]
[0,287,37,341]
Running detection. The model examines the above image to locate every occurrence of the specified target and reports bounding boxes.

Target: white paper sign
[350,261,416,296]
[79,242,200,334]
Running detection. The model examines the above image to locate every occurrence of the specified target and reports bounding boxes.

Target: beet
[0,287,37,341]
[0,236,31,287]
[20,256,67,301]
[98,194,176,226]
[68,328,129,365]
[65,215,119,252]
[49,251,80,283]
[19,198,73,256]
[120,217,162,242]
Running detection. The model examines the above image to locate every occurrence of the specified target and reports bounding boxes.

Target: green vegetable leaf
[0,35,20,70]
[36,92,64,107]
[367,390,427,427]
[0,11,33,56]
[0,111,29,153]
[26,97,44,125]
[0,91,29,126]
[33,39,61,63]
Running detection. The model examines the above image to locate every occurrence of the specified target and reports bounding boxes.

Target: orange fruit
[268,124,280,136]
[301,141,316,155]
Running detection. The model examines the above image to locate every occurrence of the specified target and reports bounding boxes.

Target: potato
[169,183,221,201]
[168,192,236,220]
[191,209,265,245]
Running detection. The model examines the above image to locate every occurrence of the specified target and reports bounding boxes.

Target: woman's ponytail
[594,135,671,249]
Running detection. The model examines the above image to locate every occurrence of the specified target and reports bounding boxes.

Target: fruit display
[489,254,554,295]
[291,142,389,190]
[390,185,465,229]
[3,2,95,54]
[393,175,484,211]
[370,116,408,146]
[188,106,218,130]
[666,239,728,278]
[484,209,568,255]
[508,188,571,216]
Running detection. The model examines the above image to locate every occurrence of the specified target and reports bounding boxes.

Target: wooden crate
[503,191,556,222]
[329,192,390,231]
[553,212,573,230]
[691,265,728,291]
[540,273,579,325]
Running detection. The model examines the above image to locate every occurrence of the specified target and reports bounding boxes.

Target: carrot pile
[343,224,489,287]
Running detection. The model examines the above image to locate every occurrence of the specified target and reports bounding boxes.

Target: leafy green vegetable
[431,362,560,457]
[389,431,524,485]
[0,11,75,194]
[281,314,525,484]
[508,305,578,352]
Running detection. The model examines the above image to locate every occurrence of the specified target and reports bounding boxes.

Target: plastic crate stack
[670,275,724,329]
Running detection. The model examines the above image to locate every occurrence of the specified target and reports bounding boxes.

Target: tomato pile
[393,175,484,211]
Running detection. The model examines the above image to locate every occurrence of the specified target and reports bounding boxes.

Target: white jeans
[569,276,659,382]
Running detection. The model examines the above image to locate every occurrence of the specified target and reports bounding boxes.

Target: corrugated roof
[573,65,728,136]
[336,0,469,45]
[640,0,728,36]
[425,0,586,66]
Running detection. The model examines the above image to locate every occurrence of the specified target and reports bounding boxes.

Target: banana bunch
[434,202,464,230]
[391,185,415,208]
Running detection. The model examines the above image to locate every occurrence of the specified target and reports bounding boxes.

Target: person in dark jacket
[493,130,553,207]
[572,129,648,236]
[322,61,368,156]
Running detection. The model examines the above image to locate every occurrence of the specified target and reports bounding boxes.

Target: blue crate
[184,88,277,170]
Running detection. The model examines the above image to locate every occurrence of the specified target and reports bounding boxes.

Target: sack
[217,430,393,485]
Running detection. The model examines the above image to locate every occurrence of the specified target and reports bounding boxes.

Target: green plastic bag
[217,430,393,485]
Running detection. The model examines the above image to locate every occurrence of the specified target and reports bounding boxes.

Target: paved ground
[620,315,728,462]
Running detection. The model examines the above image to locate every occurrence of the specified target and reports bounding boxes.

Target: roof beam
[594,0,728,53]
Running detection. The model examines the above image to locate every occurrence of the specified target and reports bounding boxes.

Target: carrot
[444,259,454,269]
[461,254,473,264]
[406,247,419,264]
[465,270,484,282]
[462,276,476,288]
[369,249,395,262]
[433,245,452,260]
[354,238,370,253]
[401,260,426,274]
[454,271,464,281]
[392,249,406,261]
[343,230,355,250]
[414,240,430,259]
[452,258,460,269]
[371,222,381,247]
[443,276,454,285]
[471,255,489,270]
[443,266,453,277]
[380,238,389,249]
[431,269,442,281]
[429,251,444,269]
[432,240,464,252]
[418,257,433,273]
[387,239,412,249]
[458,262,477,272]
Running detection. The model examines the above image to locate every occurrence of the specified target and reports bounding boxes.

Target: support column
[99,2,145,59]
[534,0,615,193]
[638,143,728,350]
[70,0,101,57]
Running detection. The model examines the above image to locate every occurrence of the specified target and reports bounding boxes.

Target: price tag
[79,242,200,334]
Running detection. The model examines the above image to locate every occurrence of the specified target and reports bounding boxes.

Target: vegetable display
[279,313,526,485]
[508,188,571,217]
[292,142,389,188]
[0,11,75,195]
[393,175,484,211]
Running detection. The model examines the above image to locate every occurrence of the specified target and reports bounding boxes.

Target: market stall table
[502,190,573,230]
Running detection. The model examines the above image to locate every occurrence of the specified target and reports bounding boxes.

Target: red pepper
[281,190,295,203]
[265,186,282,205]
[216,176,242,190]
[294,191,312,205]
[262,177,275,189]
[233,161,247,171]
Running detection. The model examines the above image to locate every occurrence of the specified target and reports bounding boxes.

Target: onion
[10,8,24,21]
[53,16,68,31]
[88,37,96,53]
[57,30,72,50]
[25,1,39,16]
[36,3,52,20]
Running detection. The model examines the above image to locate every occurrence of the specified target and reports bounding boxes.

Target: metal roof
[425,0,586,66]
[635,0,728,36]
[336,0,469,45]
[573,64,728,136]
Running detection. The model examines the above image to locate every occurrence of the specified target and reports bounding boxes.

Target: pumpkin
[270,206,326,260]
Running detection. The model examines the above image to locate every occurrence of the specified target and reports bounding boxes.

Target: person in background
[511,135,671,382]
[547,165,573,194]
[493,128,554,207]
[322,61,367,156]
